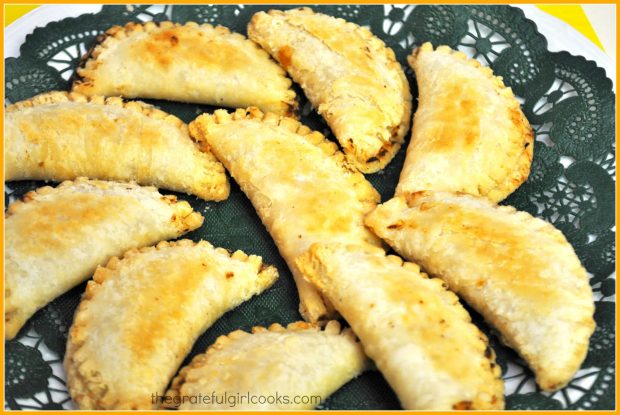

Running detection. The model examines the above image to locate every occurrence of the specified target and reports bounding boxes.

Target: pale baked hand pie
[365,192,596,391]
[296,243,504,410]
[396,43,533,202]
[72,21,296,116]
[5,91,229,201]
[164,321,367,410]
[190,108,383,323]
[5,178,203,340]
[64,240,278,410]
[248,7,412,173]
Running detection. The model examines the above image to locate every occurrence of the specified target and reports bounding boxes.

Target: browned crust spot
[72,21,298,117]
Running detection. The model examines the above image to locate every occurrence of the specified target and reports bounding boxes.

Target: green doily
[4,5,615,410]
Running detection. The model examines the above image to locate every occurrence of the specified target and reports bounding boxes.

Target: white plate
[5,4,616,89]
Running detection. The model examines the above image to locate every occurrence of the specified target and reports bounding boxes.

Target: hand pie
[396,43,533,202]
[64,240,278,410]
[365,192,595,390]
[296,243,504,410]
[5,178,203,340]
[248,7,412,173]
[72,21,296,115]
[5,91,228,201]
[190,108,382,322]
[164,321,367,410]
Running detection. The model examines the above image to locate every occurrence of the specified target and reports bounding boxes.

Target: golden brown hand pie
[5,91,228,201]
[189,108,383,322]
[248,7,412,173]
[64,240,278,410]
[365,191,595,391]
[296,243,504,410]
[396,43,533,202]
[72,21,296,115]
[164,321,367,410]
[5,178,203,340]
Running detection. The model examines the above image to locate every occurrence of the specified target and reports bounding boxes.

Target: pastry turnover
[5,178,203,340]
[64,240,278,410]
[164,321,367,410]
[396,43,533,202]
[5,91,228,201]
[296,243,504,410]
[190,108,382,322]
[72,21,296,115]
[365,192,596,391]
[248,7,412,173]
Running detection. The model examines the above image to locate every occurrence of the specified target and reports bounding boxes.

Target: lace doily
[4,5,615,410]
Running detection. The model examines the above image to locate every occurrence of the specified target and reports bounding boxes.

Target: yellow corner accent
[5,5,40,27]
[536,5,605,51]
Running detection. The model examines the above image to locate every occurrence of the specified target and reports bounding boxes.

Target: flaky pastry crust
[397,43,533,202]
[296,243,504,410]
[365,191,595,390]
[64,239,278,409]
[73,21,296,115]
[6,91,229,201]
[190,107,382,322]
[164,320,366,410]
[248,8,412,173]
[5,178,203,340]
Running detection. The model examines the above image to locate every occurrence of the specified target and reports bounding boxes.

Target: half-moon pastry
[365,192,595,390]
[248,7,412,173]
[296,243,504,410]
[189,107,383,322]
[164,321,367,410]
[64,240,278,409]
[396,43,533,202]
[5,178,203,340]
[73,21,296,116]
[5,91,229,201]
